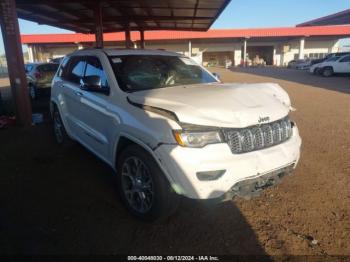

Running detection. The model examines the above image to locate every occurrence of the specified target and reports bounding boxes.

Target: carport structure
[0,0,231,126]
[297,9,350,27]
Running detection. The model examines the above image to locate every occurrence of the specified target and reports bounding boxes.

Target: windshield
[109,55,218,92]
[325,56,340,62]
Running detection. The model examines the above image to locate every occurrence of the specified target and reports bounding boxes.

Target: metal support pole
[140,30,145,49]
[94,3,103,48]
[28,45,34,63]
[32,45,37,62]
[0,0,32,126]
[188,40,192,57]
[243,38,247,67]
[125,27,132,48]
[299,37,305,59]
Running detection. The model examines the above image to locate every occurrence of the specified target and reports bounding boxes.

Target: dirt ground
[0,68,349,256]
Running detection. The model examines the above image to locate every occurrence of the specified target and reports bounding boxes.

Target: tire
[29,84,37,100]
[52,105,73,146]
[116,144,179,222]
[322,67,334,77]
[313,67,320,75]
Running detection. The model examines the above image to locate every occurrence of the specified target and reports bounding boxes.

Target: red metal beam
[0,0,32,126]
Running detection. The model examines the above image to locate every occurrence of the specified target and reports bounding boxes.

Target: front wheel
[322,67,334,77]
[116,144,179,222]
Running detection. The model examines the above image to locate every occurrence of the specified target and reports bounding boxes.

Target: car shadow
[230,67,350,94]
[0,119,269,257]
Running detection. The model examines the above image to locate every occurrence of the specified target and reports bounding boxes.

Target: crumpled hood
[128,82,292,128]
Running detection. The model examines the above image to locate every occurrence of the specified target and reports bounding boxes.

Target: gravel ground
[0,68,349,256]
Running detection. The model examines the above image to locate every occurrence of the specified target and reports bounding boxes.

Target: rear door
[58,56,87,138]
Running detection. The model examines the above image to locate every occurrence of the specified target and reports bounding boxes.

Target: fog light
[196,170,226,181]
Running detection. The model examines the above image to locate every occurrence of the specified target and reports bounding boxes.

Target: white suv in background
[51,49,302,221]
[310,54,350,77]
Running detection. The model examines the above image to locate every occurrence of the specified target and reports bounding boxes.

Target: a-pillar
[0,0,32,126]
[299,37,305,60]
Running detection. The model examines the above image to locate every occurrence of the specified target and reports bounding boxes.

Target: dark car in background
[25,62,59,100]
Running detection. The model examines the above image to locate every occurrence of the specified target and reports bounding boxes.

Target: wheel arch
[50,99,74,140]
[113,133,177,192]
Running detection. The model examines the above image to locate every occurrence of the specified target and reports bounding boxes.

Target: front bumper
[219,162,295,201]
[154,125,301,199]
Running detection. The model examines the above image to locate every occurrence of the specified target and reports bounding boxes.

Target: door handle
[75,91,84,97]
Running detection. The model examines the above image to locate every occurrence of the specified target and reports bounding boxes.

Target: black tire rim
[121,156,154,214]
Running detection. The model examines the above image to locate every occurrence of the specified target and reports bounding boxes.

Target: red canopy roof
[21,25,350,44]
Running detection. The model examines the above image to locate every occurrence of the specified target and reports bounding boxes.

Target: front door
[71,56,112,160]
[337,55,350,73]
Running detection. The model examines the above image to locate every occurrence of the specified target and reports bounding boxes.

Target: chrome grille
[224,117,293,154]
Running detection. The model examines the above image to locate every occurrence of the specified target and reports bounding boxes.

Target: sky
[1,0,350,55]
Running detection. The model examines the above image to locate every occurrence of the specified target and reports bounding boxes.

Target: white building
[21,25,350,67]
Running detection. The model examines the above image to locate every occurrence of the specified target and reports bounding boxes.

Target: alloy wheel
[121,156,154,214]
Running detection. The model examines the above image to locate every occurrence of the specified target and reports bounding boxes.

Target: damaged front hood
[128,82,292,128]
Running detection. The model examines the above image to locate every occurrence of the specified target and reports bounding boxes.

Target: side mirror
[212,73,221,81]
[80,75,109,95]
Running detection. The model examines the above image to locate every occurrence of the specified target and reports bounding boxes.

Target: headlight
[173,130,223,148]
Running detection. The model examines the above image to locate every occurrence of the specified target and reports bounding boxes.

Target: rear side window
[66,57,86,84]
[57,57,69,78]
[84,57,108,88]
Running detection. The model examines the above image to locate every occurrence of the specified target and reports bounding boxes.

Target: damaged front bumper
[219,163,295,201]
[154,125,301,199]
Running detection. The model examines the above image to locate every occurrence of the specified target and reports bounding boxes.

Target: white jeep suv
[51,49,302,221]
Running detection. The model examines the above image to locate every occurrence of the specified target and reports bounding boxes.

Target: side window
[84,57,108,88]
[57,57,69,78]
[66,57,85,84]
[25,65,33,72]
[339,56,350,63]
